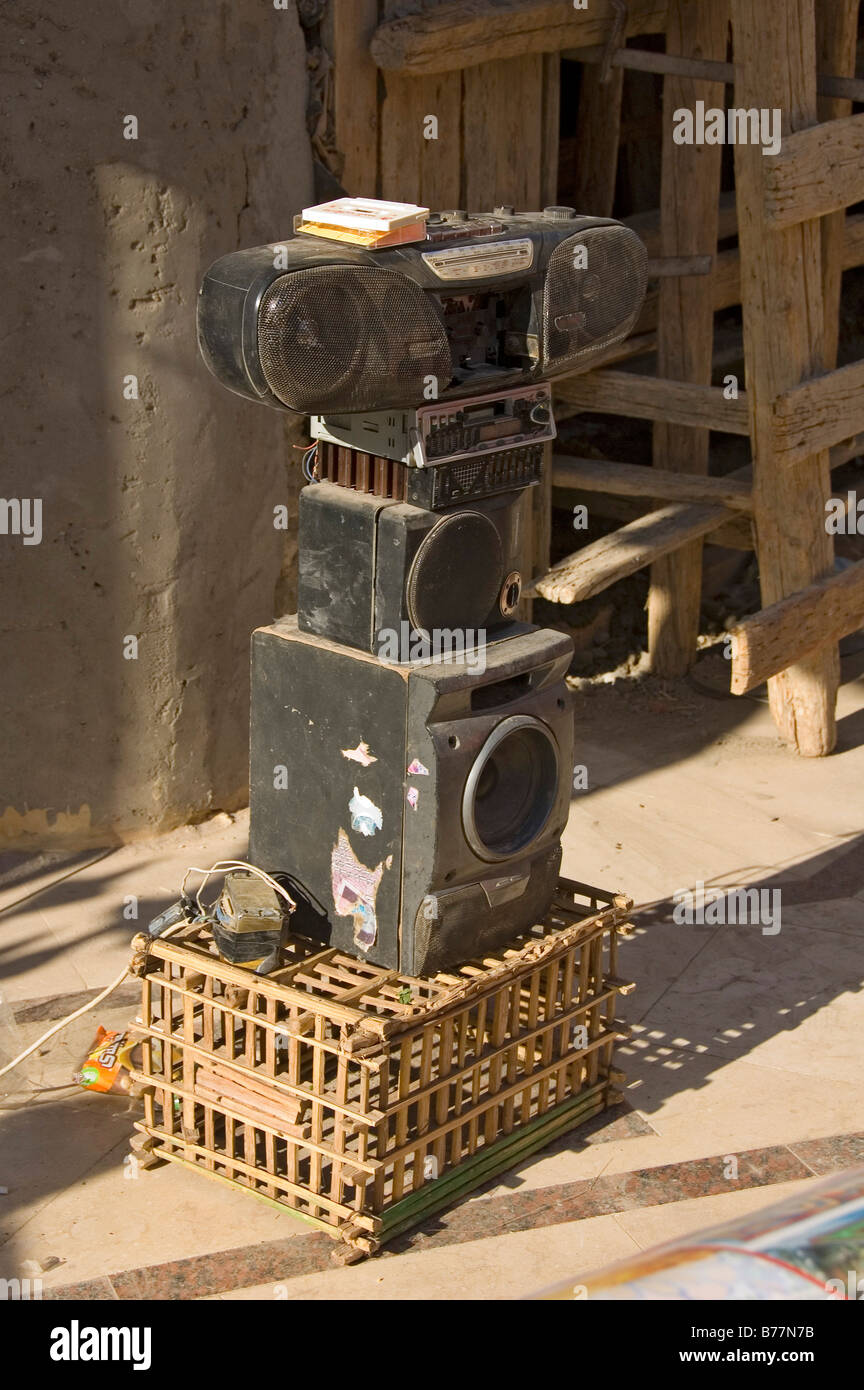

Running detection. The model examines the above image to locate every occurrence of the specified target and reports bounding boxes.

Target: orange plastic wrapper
[74,1025,140,1094]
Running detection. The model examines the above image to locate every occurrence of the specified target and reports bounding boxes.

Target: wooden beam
[565,44,735,83]
[326,0,380,194]
[555,488,755,549]
[379,0,462,206]
[565,43,864,103]
[624,202,864,270]
[817,2,860,368]
[731,0,838,757]
[764,111,864,229]
[569,62,624,216]
[552,455,753,509]
[554,370,750,434]
[370,0,668,77]
[649,0,729,678]
[624,191,738,256]
[730,560,864,694]
[771,358,864,468]
[463,53,548,209]
[532,493,748,605]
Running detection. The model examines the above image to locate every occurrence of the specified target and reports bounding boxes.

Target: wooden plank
[370,0,669,76]
[327,0,379,194]
[569,63,624,216]
[730,560,864,695]
[552,455,753,509]
[764,110,864,230]
[463,53,546,209]
[816,1,860,369]
[566,43,734,82]
[772,358,864,468]
[649,0,729,677]
[533,494,749,604]
[624,191,738,256]
[555,370,750,434]
[731,0,838,757]
[540,52,561,208]
[556,486,755,549]
[378,0,462,207]
[566,43,864,103]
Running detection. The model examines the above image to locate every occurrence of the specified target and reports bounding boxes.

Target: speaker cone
[406,511,503,633]
[462,714,560,861]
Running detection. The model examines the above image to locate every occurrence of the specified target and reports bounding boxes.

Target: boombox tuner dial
[529,402,550,424]
[543,205,577,220]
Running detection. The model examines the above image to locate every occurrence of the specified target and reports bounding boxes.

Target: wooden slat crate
[128,878,634,1258]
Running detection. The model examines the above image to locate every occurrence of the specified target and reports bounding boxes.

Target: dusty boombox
[197,207,647,415]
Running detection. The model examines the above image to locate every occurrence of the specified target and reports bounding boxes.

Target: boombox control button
[543,205,577,220]
[494,205,515,216]
[529,403,550,424]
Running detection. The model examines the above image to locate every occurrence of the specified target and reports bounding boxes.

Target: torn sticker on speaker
[407,758,429,776]
[342,740,377,766]
[349,787,383,836]
[406,787,419,810]
[331,829,384,951]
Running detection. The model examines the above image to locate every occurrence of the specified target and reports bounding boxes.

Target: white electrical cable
[0,860,295,1084]
[0,920,187,1082]
[181,860,297,916]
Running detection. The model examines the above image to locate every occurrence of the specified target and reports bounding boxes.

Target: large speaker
[297,481,530,654]
[249,617,574,975]
[197,209,647,414]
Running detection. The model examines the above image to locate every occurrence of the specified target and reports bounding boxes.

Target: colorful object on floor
[534,1167,864,1300]
[75,1026,140,1095]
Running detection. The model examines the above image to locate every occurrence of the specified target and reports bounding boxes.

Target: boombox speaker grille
[542,226,647,374]
[257,266,451,413]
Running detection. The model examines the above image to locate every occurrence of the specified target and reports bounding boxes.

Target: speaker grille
[406,511,503,633]
[257,266,452,413]
[542,225,647,374]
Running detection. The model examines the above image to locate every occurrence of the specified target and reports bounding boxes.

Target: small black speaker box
[249,617,574,975]
[297,481,530,654]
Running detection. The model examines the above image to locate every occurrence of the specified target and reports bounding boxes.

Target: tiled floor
[2,652,863,1299]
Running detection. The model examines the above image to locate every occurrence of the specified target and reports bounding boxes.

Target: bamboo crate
[128,878,634,1258]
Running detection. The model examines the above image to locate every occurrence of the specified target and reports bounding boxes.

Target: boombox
[249,617,574,975]
[297,480,531,653]
[197,208,647,415]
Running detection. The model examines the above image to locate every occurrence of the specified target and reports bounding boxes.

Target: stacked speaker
[197,206,646,975]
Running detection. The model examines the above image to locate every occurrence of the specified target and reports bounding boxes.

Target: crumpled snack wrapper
[74,1025,141,1094]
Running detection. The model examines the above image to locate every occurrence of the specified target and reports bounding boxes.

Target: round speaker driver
[462,714,560,861]
[406,511,503,635]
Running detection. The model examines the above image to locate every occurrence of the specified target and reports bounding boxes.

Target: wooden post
[647,0,729,677]
[325,0,380,195]
[378,0,462,206]
[570,64,624,216]
[731,0,838,756]
[816,0,860,369]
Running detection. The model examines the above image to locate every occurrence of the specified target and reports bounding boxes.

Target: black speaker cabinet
[249,617,574,975]
[297,481,531,655]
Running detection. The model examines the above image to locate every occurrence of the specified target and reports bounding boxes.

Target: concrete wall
[1,1,314,844]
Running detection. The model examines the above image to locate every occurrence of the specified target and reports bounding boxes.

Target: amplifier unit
[311,383,555,467]
[313,438,544,510]
[197,209,647,415]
